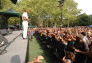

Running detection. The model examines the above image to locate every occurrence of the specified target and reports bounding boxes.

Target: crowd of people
[28,26,92,63]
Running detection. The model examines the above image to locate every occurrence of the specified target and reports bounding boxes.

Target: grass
[27,36,55,63]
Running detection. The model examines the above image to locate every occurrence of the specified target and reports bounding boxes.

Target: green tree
[62,0,81,27]
[0,0,81,27]
[77,13,90,26]
[88,15,92,25]
[0,0,15,11]
[8,17,20,25]
[16,0,61,27]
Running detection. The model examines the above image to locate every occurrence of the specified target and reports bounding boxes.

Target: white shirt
[22,12,28,19]
[83,36,90,45]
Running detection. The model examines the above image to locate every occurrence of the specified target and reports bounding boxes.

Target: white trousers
[22,21,28,38]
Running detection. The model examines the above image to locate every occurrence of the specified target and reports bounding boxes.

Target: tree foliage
[62,0,81,26]
[8,17,20,25]
[0,0,15,11]
[76,13,91,26]
[1,0,87,27]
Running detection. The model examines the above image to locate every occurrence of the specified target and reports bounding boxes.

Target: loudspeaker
[10,0,17,4]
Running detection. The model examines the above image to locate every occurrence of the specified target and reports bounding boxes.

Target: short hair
[81,32,86,36]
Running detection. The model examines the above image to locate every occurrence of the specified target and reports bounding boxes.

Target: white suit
[22,12,28,38]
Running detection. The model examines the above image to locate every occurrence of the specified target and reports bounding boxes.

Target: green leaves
[0,0,82,27]
[77,13,90,26]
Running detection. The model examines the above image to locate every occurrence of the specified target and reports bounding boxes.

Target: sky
[74,0,92,15]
